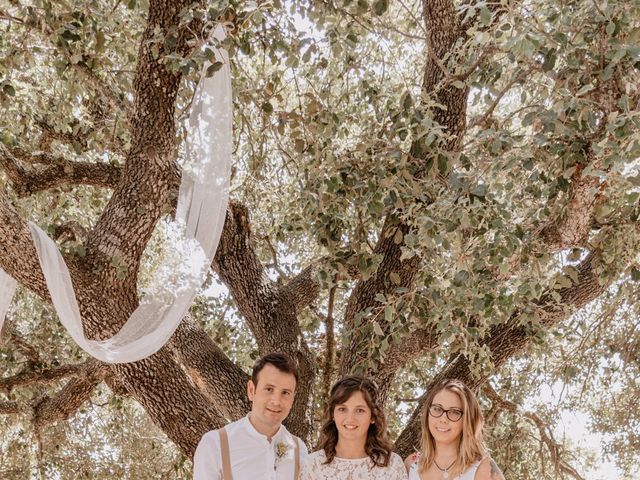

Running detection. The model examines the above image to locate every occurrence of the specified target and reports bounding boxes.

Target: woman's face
[428,389,464,446]
[333,390,373,445]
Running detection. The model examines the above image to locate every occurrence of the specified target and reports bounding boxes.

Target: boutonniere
[274,441,290,466]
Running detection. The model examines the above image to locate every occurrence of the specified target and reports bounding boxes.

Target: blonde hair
[418,379,486,476]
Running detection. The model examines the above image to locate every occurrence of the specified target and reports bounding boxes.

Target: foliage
[1,0,639,478]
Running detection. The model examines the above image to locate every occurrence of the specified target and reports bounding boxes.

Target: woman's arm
[403,453,419,474]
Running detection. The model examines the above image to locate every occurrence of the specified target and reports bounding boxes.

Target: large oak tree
[1,0,639,478]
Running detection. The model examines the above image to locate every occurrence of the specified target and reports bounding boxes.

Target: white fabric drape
[0,25,231,363]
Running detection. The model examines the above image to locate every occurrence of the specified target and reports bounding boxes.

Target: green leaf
[205,61,223,77]
[294,138,305,153]
[542,50,557,72]
[95,31,105,51]
[373,320,385,335]
[373,0,388,15]
[2,84,15,96]
[204,48,217,62]
[576,83,595,96]
[480,7,492,26]
[384,306,393,323]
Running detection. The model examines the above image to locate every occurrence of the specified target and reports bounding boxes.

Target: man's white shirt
[193,415,308,480]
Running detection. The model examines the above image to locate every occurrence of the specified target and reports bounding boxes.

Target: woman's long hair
[418,379,487,476]
[318,375,394,467]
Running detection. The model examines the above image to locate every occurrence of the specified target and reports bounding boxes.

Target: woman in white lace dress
[405,379,505,480]
[301,376,407,480]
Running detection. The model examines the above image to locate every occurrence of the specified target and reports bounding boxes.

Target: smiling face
[332,390,374,445]
[428,389,464,446]
[247,364,296,437]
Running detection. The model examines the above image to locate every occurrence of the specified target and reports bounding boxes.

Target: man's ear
[247,379,256,401]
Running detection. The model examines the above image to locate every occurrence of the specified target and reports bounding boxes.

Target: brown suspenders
[218,428,233,480]
[216,428,301,480]
[293,437,300,479]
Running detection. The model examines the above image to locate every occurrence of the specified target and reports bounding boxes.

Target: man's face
[247,364,297,434]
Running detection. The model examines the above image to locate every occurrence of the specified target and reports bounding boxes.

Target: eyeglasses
[429,404,463,422]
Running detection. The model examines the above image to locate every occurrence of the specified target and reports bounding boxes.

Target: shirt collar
[242,414,287,443]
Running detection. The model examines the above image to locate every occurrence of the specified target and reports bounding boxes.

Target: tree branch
[0,360,97,395]
[170,317,250,420]
[320,286,336,401]
[76,0,197,317]
[35,119,90,154]
[483,384,586,480]
[72,62,133,120]
[112,346,227,457]
[539,167,603,250]
[6,330,42,365]
[395,226,638,456]
[280,255,360,313]
[0,144,121,197]
[31,360,109,430]
[0,189,54,298]
[212,201,316,439]
[339,0,473,378]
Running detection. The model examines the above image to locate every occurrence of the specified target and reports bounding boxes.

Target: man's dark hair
[251,353,298,386]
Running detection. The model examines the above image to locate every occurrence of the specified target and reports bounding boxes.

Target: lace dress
[301,450,407,480]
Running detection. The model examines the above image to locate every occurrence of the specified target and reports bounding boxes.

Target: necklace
[434,459,456,479]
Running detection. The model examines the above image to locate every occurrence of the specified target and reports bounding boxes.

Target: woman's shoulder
[386,452,409,478]
[388,452,405,467]
[307,449,327,462]
[473,456,505,480]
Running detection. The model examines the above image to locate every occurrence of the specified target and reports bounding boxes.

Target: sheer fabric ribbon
[0,25,231,363]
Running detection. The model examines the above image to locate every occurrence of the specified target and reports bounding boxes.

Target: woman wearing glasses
[405,379,505,480]
[301,375,407,479]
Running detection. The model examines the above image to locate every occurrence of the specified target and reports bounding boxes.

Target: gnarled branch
[0,360,98,395]
[30,360,109,430]
[0,144,121,197]
[212,201,316,439]
[170,317,250,420]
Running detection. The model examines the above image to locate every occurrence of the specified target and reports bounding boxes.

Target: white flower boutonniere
[274,441,290,468]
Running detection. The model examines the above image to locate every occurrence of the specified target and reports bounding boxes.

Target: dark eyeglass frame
[428,404,463,422]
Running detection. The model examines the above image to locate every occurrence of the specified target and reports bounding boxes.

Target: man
[193,353,308,480]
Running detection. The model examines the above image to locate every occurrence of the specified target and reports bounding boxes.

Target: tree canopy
[1,0,639,478]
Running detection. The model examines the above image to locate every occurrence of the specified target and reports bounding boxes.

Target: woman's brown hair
[318,375,394,467]
[418,378,487,476]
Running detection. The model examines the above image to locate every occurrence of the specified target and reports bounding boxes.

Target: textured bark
[0,401,22,415]
[281,263,323,313]
[0,360,95,395]
[32,360,109,430]
[420,0,467,151]
[540,168,603,249]
[339,0,467,379]
[0,144,122,197]
[171,318,251,420]
[0,189,57,298]
[111,346,227,456]
[213,201,316,439]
